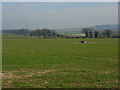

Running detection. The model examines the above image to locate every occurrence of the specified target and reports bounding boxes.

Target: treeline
[2,29,58,36]
[2,28,119,38]
[30,29,57,36]
[2,29,29,35]
[81,28,119,38]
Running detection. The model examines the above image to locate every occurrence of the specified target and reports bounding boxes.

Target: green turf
[2,38,118,88]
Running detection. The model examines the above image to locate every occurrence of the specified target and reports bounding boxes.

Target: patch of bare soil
[87,42,97,43]
[72,83,81,87]
[100,71,114,74]
[24,70,55,77]
[72,42,79,44]
[73,42,99,44]
[2,69,55,88]
[2,71,26,79]
[37,70,55,75]
[2,70,55,79]
[89,42,103,44]
[3,83,17,88]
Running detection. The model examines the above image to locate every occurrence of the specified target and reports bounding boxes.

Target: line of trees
[30,29,57,36]
[2,28,58,37]
[2,29,30,35]
[81,28,119,38]
[2,28,119,38]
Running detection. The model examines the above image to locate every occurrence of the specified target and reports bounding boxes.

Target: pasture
[2,38,118,88]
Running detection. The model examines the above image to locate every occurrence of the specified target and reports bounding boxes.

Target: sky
[2,0,119,2]
[0,2,2,31]
[2,2,118,30]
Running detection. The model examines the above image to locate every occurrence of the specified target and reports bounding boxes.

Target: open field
[2,38,118,88]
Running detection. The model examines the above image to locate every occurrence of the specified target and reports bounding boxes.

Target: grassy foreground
[2,38,118,88]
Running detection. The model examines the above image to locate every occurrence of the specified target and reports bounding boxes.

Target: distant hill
[2,24,118,34]
[56,24,118,34]
[92,24,118,31]
[56,28,82,31]
[58,31,81,34]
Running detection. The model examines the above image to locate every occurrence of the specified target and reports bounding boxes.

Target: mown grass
[2,38,118,88]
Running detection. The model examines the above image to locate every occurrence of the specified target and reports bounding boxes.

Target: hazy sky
[2,0,119,2]
[2,2,118,30]
[0,3,2,32]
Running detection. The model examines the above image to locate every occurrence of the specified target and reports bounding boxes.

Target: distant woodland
[2,28,119,38]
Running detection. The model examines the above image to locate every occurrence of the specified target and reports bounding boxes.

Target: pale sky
[2,2,118,30]
[0,3,2,31]
[2,0,119,2]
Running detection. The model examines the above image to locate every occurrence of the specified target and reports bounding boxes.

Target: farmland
[2,38,118,88]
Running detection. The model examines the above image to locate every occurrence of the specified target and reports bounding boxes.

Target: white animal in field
[80,41,86,43]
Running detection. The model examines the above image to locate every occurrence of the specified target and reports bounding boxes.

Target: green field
[2,38,118,88]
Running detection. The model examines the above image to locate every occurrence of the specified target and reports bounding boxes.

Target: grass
[2,38,118,88]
